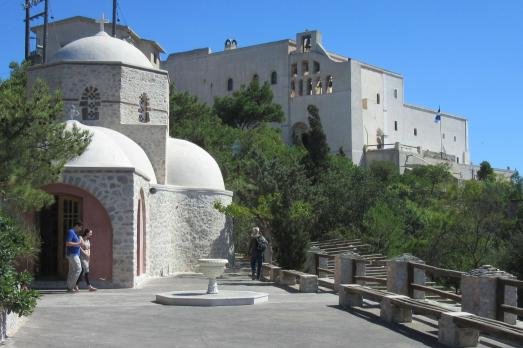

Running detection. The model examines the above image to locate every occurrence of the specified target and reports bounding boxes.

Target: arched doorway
[38,183,113,281]
[136,189,146,275]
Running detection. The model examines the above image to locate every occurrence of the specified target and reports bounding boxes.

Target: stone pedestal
[438,312,479,348]
[387,254,425,299]
[461,265,517,324]
[305,246,321,274]
[380,295,412,323]
[280,272,297,286]
[339,284,363,308]
[299,275,318,293]
[272,268,282,283]
[334,252,365,290]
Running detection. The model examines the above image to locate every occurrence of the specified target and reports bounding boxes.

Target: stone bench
[279,269,318,293]
[261,263,281,282]
[338,284,523,347]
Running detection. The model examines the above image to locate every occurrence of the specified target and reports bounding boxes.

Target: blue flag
[434,107,441,123]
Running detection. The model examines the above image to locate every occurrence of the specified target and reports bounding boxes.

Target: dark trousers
[250,253,263,279]
[76,269,91,286]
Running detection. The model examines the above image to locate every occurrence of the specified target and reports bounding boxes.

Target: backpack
[256,236,268,252]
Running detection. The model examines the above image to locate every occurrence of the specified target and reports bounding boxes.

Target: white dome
[49,31,153,69]
[65,121,157,183]
[166,138,225,190]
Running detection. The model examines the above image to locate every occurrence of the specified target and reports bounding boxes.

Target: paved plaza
[5,265,514,348]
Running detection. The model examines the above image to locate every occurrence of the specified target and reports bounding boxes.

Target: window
[313,61,320,74]
[306,79,313,95]
[290,80,296,98]
[227,78,233,91]
[454,136,457,142]
[80,86,100,120]
[394,121,398,131]
[302,35,311,53]
[456,157,460,163]
[271,71,277,85]
[315,79,322,95]
[442,133,445,139]
[414,128,417,136]
[291,63,298,76]
[377,93,380,104]
[299,79,303,96]
[252,74,259,83]
[394,89,398,99]
[326,75,333,93]
[138,93,150,123]
[362,98,368,109]
[302,61,309,75]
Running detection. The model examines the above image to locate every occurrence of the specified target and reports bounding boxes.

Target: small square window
[377,93,380,104]
[456,157,459,163]
[454,136,457,142]
[394,121,398,131]
[442,133,445,139]
[393,89,398,99]
[414,128,417,136]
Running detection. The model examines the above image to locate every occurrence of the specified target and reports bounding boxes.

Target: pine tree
[302,104,330,179]
[213,79,284,130]
[0,62,91,211]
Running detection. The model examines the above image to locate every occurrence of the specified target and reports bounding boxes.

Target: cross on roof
[95,13,109,33]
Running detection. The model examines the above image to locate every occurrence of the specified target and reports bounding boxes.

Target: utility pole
[42,0,49,63]
[23,0,48,63]
[24,1,30,60]
[112,0,117,37]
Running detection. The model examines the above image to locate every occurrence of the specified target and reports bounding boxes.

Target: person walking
[248,227,268,280]
[65,221,84,293]
[76,228,97,292]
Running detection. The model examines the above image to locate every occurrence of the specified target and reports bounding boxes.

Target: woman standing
[76,228,97,291]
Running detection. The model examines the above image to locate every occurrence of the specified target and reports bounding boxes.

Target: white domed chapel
[28,27,233,288]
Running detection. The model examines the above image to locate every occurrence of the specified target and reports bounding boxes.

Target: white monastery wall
[289,50,352,153]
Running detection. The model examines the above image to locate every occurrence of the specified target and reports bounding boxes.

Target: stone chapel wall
[147,186,233,276]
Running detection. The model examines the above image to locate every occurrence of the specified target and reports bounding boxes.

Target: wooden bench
[279,269,318,293]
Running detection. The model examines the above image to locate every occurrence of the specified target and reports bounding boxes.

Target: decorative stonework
[138,93,150,123]
[80,86,100,120]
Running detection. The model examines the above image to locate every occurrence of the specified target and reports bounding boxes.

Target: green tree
[302,104,330,180]
[477,160,495,181]
[0,62,91,211]
[0,62,90,323]
[213,79,284,130]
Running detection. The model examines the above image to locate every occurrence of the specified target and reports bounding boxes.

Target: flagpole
[440,117,443,159]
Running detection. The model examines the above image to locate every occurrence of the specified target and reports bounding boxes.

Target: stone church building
[28,27,233,288]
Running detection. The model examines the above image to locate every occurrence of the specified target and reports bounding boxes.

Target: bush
[0,214,40,317]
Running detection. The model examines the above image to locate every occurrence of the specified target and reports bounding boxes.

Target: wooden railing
[497,277,523,320]
[408,262,464,302]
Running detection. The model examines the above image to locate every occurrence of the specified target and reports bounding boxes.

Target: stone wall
[28,62,169,184]
[148,185,234,276]
[62,169,136,287]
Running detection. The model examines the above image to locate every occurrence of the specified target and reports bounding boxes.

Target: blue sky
[1,0,522,172]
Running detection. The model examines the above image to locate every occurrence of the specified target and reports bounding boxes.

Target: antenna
[112,0,117,37]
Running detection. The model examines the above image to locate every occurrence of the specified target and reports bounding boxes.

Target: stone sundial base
[155,290,269,306]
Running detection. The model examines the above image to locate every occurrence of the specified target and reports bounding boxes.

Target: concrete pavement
[4,267,514,348]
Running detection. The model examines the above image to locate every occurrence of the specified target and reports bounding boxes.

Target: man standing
[65,221,83,292]
[248,227,268,280]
